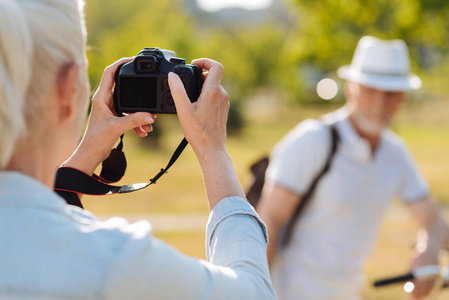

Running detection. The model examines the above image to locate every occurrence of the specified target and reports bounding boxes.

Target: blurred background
[83,0,449,298]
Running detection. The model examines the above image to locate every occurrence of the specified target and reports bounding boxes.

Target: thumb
[168,72,192,115]
[117,112,154,133]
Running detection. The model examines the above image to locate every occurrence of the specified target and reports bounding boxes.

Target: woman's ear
[56,63,80,122]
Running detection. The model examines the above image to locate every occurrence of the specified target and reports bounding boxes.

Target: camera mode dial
[170,57,186,64]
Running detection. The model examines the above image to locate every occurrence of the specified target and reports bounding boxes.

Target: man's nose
[371,93,389,112]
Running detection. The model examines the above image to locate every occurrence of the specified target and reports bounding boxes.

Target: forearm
[62,140,104,176]
[206,197,276,299]
[197,148,246,211]
[59,138,106,203]
[408,197,449,259]
[416,213,449,258]
[256,184,301,268]
[265,221,279,268]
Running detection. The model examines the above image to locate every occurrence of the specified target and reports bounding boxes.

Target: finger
[168,72,192,114]
[192,58,224,83]
[134,127,148,137]
[191,58,219,70]
[118,112,155,134]
[141,124,153,132]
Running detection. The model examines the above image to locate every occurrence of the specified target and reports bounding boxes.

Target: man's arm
[257,182,302,267]
[406,195,449,299]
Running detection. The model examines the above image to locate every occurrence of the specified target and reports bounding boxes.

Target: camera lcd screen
[120,77,157,108]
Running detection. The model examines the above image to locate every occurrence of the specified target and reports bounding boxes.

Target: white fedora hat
[337,36,422,91]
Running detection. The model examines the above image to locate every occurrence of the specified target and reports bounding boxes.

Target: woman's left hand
[63,58,155,175]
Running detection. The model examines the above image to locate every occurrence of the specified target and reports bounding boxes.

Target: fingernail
[168,72,179,85]
[144,116,154,123]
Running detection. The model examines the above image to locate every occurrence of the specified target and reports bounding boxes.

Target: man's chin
[357,119,387,137]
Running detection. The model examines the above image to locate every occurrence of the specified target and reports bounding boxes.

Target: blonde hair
[0,0,87,168]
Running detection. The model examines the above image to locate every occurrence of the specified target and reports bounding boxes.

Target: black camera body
[113,48,203,114]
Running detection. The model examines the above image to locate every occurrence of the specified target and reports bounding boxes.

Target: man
[257,36,449,300]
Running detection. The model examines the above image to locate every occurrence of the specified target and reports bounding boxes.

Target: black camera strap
[54,136,189,208]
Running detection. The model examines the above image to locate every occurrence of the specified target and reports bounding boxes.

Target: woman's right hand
[169,59,245,210]
[168,59,229,159]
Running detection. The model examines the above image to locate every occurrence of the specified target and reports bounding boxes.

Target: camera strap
[54,135,189,208]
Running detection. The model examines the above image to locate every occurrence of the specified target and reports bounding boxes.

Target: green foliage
[84,0,449,106]
[287,0,449,71]
[200,23,287,97]
[86,0,196,88]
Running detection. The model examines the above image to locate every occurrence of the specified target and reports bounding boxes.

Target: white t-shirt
[266,108,429,300]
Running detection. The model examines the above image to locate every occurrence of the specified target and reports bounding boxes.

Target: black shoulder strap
[281,123,340,247]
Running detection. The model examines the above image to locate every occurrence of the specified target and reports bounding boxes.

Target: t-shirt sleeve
[265,120,331,196]
[396,141,429,202]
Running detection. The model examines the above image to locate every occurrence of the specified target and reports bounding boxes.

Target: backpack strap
[281,123,340,247]
[246,157,270,207]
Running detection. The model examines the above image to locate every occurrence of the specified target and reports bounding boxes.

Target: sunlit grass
[153,230,206,260]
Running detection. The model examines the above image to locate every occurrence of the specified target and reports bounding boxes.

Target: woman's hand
[169,59,245,210]
[168,58,229,159]
[63,58,155,175]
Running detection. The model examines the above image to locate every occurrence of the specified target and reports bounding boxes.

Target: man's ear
[343,81,351,99]
[56,63,80,122]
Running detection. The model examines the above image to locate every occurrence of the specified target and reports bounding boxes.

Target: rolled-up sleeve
[104,196,276,300]
[204,196,275,299]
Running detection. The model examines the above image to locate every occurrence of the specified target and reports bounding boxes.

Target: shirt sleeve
[265,120,330,195]
[103,196,276,300]
[396,142,429,203]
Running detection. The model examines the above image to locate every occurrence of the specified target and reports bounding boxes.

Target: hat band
[352,66,408,77]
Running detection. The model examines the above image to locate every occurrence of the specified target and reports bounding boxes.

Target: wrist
[62,142,107,176]
[196,148,246,210]
[193,144,228,163]
[199,148,229,162]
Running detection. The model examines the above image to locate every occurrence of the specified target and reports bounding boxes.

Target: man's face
[345,82,406,136]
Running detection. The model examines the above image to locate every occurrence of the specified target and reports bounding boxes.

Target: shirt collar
[325,108,386,163]
[0,171,67,211]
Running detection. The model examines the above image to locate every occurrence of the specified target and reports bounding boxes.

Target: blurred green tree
[84,0,449,111]
[86,0,197,89]
[194,23,287,99]
[283,0,449,100]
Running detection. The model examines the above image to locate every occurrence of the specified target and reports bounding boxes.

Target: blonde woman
[0,0,276,299]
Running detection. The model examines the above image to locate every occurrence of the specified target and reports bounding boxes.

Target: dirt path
[96,204,449,232]
[96,213,209,232]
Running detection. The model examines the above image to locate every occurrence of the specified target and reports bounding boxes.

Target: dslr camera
[113,48,203,114]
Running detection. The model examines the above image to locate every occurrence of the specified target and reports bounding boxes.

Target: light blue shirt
[0,171,276,300]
